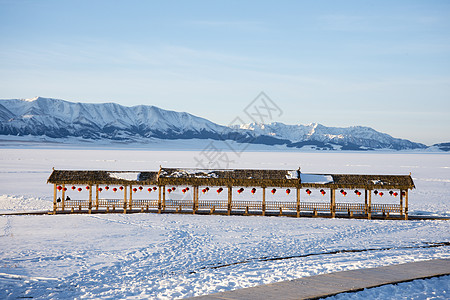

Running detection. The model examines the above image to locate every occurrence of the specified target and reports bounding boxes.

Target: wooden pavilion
[47,167,415,220]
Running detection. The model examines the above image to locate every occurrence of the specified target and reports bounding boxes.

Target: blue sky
[0,0,449,145]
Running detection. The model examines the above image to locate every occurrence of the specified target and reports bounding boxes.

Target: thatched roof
[301,173,415,189]
[47,168,415,190]
[158,168,300,187]
[47,170,158,185]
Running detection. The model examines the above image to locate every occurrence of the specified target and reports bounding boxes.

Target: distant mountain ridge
[0,97,429,151]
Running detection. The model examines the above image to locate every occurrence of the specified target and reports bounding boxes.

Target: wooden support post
[53,184,57,214]
[61,184,66,212]
[262,187,266,216]
[95,184,99,210]
[279,207,283,216]
[400,189,404,217]
[227,186,232,216]
[129,185,133,210]
[88,185,92,214]
[364,190,368,214]
[123,185,127,214]
[158,186,162,213]
[405,190,409,220]
[296,187,300,218]
[330,189,335,218]
[162,185,166,211]
[368,189,372,220]
[193,186,198,214]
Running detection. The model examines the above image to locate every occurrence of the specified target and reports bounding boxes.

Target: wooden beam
[400,189,404,217]
[129,185,133,210]
[95,184,99,210]
[162,185,166,211]
[405,190,409,220]
[368,189,372,220]
[158,186,162,213]
[330,188,335,218]
[194,186,198,214]
[62,184,66,212]
[123,185,127,214]
[364,190,368,214]
[88,185,92,214]
[262,187,266,216]
[296,187,300,218]
[53,184,57,214]
[228,186,232,216]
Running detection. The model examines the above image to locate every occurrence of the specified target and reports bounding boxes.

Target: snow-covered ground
[0,148,449,299]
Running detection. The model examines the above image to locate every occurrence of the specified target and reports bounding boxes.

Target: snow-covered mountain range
[0,97,429,150]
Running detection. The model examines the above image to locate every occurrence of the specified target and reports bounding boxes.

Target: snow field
[0,149,449,298]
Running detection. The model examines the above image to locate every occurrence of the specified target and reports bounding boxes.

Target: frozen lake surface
[0,149,449,299]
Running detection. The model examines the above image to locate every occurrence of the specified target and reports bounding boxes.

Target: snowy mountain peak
[0,97,429,150]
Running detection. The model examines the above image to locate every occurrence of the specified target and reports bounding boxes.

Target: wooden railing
[57,199,403,215]
[371,203,401,213]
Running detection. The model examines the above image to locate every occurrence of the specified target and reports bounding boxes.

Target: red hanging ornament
[77,187,82,192]
[119,186,124,191]
[320,189,326,196]
[98,187,103,192]
[238,188,244,194]
[379,192,384,197]
[113,187,117,192]
[306,189,311,195]
[182,189,186,194]
[71,186,76,190]
[172,187,176,191]
[57,186,62,191]
[393,192,398,197]
[63,187,67,191]
[374,190,379,195]
[217,187,223,194]
[202,188,207,194]
[185,187,189,191]
[271,188,276,194]
[133,188,138,192]
[251,188,256,194]
[343,191,347,196]
[153,187,157,191]
[167,188,171,193]
[286,189,291,195]
[86,186,90,190]
[105,186,109,190]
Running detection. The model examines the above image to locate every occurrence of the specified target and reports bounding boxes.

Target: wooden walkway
[192,259,450,300]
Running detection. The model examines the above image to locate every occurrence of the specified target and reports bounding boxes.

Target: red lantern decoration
[167,188,171,193]
[340,189,345,194]
[71,186,76,190]
[374,190,379,195]
[139,186,143,191]
[63,187,67,191]
[286,188,291,195]
[251,188,256,194]
[357,192,361,196]
[133,188,138,192]
[120,186,124,191]
[153,187,157,191]
[113,187,117,192]
[389,191,394,196]
[98,187,103,192]
[401,191,406,196]
[393,192,398,197]
[77,187,82,192]
[57,186,62,191]
[343,191,347,196]
[320,189,326,196]
[86,186,90,190]
[202,188,207,194]
[105,186,109,190]
[148,188,152,192]
[185,187,189,191]
[237,188,244,194]
[172,187,176,191]
[379,192,384,197]
[217,187,223,194]
[306,189,311,195]
[271,188,276,194]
